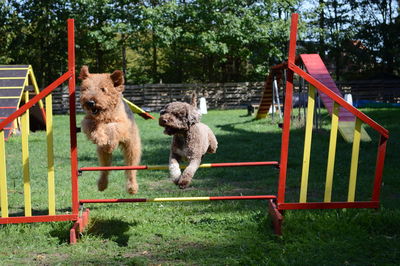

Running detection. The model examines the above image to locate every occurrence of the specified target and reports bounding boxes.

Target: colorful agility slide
[256,54,370,142]
[0,65,46,140]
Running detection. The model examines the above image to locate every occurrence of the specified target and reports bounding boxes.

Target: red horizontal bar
[289,63,389,138]
[80,165,149,172]
[209,161,279,167]
[80,198,147,203]
[78,161,279,173]
[80,195,277,204]
[0,214,78,224]
[278,201,380,210]
[0,106,16,109]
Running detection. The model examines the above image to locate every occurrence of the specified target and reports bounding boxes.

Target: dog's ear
[79,66,90,80]
[110,70,124,91]
[187,105,201,126]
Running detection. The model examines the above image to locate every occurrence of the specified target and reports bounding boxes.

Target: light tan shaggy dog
[159,98,218,189]
[79,66,141,194]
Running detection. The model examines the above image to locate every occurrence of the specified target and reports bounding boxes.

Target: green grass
[1,108,399,265]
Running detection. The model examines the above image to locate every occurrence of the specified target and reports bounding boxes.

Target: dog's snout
[86,100,95,107]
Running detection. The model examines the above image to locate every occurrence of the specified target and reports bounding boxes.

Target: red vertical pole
[68,19,79,216]
[372,135,388,202]
[277,13,299,205]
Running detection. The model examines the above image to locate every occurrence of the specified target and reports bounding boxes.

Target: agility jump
[0,14,389,244]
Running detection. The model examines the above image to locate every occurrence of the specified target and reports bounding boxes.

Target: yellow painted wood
[147,163,213,171]
[21,92,31,216]
[28,68,45,110]
[0,131,8,218]
[300,85,316,203]
[0,96,20,99]
[324,102,340,202]
[147,165,169,170]
[338,121,371,143]
[348,118,362,202]
[147,197,210,202]
[122,97,148,115]
[46,94,56,215]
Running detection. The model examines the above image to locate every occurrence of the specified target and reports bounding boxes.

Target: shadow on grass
[86,218,136,247]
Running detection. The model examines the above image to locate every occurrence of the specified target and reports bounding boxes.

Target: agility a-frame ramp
[256,53,371,142]
[0,14,389,243]
[0,65,46,140]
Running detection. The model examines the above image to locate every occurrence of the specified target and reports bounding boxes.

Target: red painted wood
[268,199,283,235]
[372,135,388,202]
[209,161,279,167]
[80,198,148,204]
[80,196,277,204]
[78,161,279,172]
[0,214,78,224]
[67,19,80,217]
[278,13,298,205]
[278,201,379,210]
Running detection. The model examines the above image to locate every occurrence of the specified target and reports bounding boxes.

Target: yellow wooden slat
[324,102,340,202]
[28,68,45,109]
[300,85,316,203]
[22,91,31,216]
[0,96,20,99]
[0,130,8,218]
[348,118,362,202]
[0,77,25,80]
[46,94,55,215]
[147,197,210,202]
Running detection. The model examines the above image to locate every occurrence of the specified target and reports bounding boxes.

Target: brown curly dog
[159,99,218,188]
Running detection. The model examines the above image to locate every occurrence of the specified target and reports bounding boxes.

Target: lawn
[0,108,399,265]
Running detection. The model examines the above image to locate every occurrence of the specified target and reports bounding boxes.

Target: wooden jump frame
[0,14,389,244]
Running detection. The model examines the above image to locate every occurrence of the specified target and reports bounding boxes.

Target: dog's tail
[190,92,197,107]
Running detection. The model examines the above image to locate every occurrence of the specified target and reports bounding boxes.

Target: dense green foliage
[0,0,399,86]
[0,108,399,264]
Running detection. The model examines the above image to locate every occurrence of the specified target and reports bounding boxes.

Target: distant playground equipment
[256,54,371,142]
[0,14,389,243]
[0,65,46,140]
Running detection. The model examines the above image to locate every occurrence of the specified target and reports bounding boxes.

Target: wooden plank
[0,130,8,217]
[300,85,315,203]
[22,91,31,216]
[324,102,339,202]
[348,118,362,202]
[46,94,56,215]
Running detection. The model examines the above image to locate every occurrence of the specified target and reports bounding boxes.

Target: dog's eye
[100,87,107,93]
[160,110,165,115]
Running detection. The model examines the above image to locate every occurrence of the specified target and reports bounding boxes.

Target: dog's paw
[126,182,139,194]
[97,178,108,191]
[178,178,191,189]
